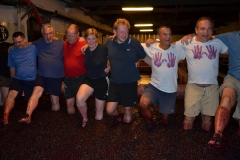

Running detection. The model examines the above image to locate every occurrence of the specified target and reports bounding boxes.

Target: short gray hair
[41,24,54,34]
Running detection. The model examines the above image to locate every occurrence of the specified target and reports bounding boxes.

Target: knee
[106,107,112,114]
[76,97,85,107]
[51,99,59,106]
[202,114,211,121]
[139,101,150,110]
[106,106,115,115]
[217,105,231,113]
[221,94,236,107]
[184,116,195,122]
[5,97,15,107]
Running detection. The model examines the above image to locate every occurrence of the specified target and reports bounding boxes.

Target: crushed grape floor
[1,95,240,160]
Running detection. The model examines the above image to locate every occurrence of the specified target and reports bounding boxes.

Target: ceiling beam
[85,7,240,15]
[62,0,240,8]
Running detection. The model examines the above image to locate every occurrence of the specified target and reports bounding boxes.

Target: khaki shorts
[184,83,219,117]
[220,75,240,120]
[0,75,11,87]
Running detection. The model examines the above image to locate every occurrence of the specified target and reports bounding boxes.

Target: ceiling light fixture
[140,29,153,32]
[122,7,153,11]
[134,24,153,27]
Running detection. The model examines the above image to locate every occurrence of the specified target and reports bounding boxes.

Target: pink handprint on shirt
[204,45,217,60]
[167,52,176,68]
[192,45,203,60]
[153,52,165,67]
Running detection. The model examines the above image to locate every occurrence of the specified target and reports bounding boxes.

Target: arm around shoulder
[143,55,152,67]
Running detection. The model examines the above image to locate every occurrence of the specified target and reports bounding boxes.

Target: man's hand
[146,39,155,47]
[180,34,194,45]
[81,44,88,54]
[104,65,110,74]
[8,45,14,53]
[109,34,116,39]
[53,37,59,40]
[79,37,85,42]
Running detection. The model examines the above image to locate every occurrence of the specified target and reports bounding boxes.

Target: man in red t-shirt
[63,24,87,114]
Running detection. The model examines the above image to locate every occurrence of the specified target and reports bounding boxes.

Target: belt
[65,76,80,78]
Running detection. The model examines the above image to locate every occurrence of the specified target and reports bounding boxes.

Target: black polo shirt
[106,37,146,84]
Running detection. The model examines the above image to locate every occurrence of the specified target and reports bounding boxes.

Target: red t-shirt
[63,40,87,77]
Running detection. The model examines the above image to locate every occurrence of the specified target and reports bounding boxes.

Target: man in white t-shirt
[176,17,228,131]
[140,25,186,131]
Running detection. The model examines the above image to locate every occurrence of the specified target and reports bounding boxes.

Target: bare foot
[2,118,8,125]
[18,114,31,124]
[183,116,195,130]
[201,121,212,131]
[82,119,88,127]
[67,106,75,114]
[52,105,60,111]
[95,112,103,120]
[208,133,222,148]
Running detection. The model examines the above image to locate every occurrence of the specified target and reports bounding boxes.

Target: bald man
[63,24,87,114]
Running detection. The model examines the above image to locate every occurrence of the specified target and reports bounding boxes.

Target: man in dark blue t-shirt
[105,18,151,124]
[19,24,64,124]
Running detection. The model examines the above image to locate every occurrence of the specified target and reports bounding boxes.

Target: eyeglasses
[43,32,53,36]
[13,39,24,45]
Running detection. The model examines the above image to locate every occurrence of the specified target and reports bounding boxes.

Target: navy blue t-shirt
[33,38,64,78]
[84,44,108,78]
[106,37,146,84]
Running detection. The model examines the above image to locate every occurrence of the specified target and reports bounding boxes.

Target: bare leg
[123,107,132,123]
[201,114,212,131]
[19,86,43,123]
[76,84,93,127]
[95,98,105,120]
[183,116,196,130]
[2,90,18,124]
[50,95,60,111]
[208,88,237,147]
[139,97,153,124]
[161,113,169,125]
[214,88,237,137]
[106,102,121,121]
[66,98,75,114]
[0,86,9,106]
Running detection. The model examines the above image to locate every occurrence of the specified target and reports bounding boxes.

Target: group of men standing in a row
[0,16,240,149]
[141,16,240,148]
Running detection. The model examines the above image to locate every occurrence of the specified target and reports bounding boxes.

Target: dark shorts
[0,75,11,87]
[83,76,109,100]
[142,83,177,114]
[107,81,137,107]
[34,74,62,96]
[9,78,35,101]
[64,75,86,99]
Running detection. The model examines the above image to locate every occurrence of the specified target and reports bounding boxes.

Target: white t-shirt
[142,43,185,93]
[176,37,228,84]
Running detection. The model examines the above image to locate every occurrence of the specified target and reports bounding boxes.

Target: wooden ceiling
[59,0,240,35]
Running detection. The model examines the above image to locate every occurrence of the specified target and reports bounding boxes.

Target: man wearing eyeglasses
[19,24,64,124]
[2,31,38,125]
